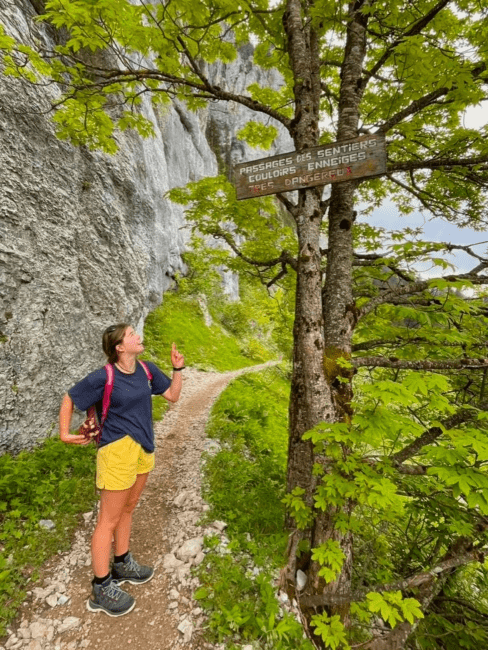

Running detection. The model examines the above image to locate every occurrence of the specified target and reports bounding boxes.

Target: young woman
[59,324,184,617]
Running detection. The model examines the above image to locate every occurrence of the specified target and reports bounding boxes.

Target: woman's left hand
[171,342,185,369]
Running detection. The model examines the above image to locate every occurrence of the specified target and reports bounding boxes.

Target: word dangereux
[233,134,386,200]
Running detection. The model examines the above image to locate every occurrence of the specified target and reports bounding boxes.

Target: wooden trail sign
[233,133,386,200]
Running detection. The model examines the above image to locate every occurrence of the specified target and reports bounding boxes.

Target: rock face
[0,0,294,454]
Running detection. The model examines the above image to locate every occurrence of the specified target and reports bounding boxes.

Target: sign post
[232,133,386,200]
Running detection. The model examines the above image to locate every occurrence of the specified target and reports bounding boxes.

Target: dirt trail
[1,362,276,650]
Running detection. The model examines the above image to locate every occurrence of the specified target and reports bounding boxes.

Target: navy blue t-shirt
[68,361,171,453]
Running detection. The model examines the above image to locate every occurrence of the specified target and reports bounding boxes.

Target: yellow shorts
[96,436,155,491]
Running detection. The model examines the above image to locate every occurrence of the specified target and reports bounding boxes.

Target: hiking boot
[111,551,154,585]
[87,576,135,617]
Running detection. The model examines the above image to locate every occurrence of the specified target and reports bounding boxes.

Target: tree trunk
[281,0,334,605]
[287,0,371,638]
[283,0,370,644]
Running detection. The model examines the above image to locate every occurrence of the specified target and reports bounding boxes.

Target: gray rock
[175,564,191,582]
[17,628,30,641]
[193,551,205,566]
[203,440,221,455]
[38,520,55,531]
[163,553,184,570]
[46,594,58,608]
[296,569,307,591]
[27,641,42,650]
[174,491,189,507]
[0,1,293,455]
[57,617,81,635]
[177,619,194,643]
[82,512,93,524]
[176,537,204,561]
[29,622,48,640]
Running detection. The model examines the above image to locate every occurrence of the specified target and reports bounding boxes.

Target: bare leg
[91,488,131,578]
[113,473,149,556]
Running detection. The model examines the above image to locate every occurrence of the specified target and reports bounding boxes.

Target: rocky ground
[0,362,282,650]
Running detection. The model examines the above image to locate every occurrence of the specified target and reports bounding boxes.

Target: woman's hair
[102,323,130,364]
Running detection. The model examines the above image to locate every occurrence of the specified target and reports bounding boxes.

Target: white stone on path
[46,594,58,608]
[175,564,191,582]
[27,642,42,650]
[29,622,49,640]
[193,551,205,566]
[296,569,307,591]
[177,619,193,643]
[175,537,204,561]
[174,491,188,507]
[163,554,184,570]
[82,511,93,524]
[57,617,81,634]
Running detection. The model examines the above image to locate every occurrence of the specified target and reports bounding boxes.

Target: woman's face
[117,326,144,356]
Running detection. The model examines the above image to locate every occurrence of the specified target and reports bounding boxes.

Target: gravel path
[0,362,277,650]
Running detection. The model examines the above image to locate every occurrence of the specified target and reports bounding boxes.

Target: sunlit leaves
[237,121,278,149]
[281,487,313,529]
[310,613,350,650]
[365,592,424,628]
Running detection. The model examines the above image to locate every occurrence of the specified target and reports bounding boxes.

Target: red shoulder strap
[100,364,115,425]
[139,360,153,382]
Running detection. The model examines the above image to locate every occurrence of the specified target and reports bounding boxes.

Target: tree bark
[311,0,370,624]
[283,0,332,537]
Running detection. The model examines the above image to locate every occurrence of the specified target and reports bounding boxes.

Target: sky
[358,104,488,277]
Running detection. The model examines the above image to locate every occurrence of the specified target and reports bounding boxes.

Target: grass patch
[141,291,273,374]
[0,438,98,636]
[0,288,278,636]
[194,366,313,649]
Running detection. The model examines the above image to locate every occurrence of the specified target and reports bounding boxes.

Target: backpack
[78,361,153,444]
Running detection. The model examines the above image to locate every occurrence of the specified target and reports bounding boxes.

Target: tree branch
[389,406,484,466]
[212,227,298,272]
[388,152,488,174]
[275,192,298,216]
[352,337,487,352]
[377,61,486,134]
[366,0,453,79]
[352,357,488,371]
[299,549,486,608]
[358,273,488,320]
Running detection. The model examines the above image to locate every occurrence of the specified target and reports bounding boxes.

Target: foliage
[1,0,487,225]
[203,367,289,539]
[141,290,273,373]
[0,437,97,636]
[297,250,488,648]
[2,1,488,648]
[196,366,314,648]
[168,176,296,359]
[0,284,278,637]
[167,222,294,360]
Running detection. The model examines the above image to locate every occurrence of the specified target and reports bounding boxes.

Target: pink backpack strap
[100,364,115,426]
[138,360,153,383]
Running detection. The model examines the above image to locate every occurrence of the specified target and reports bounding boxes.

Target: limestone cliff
[0,0,294,453]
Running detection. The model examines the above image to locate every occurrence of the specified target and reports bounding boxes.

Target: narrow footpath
[1,362,277,650]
